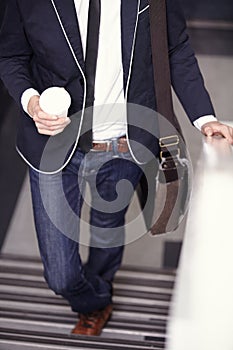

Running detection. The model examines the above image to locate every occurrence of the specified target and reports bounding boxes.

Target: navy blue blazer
[0,0,215,172]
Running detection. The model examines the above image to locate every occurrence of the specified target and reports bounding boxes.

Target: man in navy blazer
[0,0,232,336]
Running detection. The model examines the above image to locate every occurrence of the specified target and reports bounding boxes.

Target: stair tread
[0,254,173,349]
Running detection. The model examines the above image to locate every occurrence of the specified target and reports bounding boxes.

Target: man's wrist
[27,95,40,116]
[193,115,217,131]
[21,88,40,117]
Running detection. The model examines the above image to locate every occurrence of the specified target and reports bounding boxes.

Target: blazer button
[79,78,84,87]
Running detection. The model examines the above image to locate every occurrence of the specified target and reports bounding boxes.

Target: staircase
[0,254,175,349]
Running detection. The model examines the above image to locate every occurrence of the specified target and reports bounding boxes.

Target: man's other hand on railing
[201,121,233,144]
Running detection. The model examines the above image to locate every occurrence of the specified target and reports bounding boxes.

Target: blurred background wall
[0,1,27,249]
[180,0,233,21]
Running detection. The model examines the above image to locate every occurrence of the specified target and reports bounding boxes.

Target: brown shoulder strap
[149,0,183,139]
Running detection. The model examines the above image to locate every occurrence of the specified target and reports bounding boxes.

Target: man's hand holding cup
[28,87,71,136]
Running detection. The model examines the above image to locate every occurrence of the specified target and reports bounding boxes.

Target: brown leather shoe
[71,304,113,336]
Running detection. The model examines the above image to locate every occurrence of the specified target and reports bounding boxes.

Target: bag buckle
[160,148,180,161]
[159,135,179,148]
[159,135,180,161]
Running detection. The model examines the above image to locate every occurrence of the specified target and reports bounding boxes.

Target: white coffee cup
[39,87,71,117]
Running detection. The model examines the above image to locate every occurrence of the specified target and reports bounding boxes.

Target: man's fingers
[33,110,58,121]
[34,116,70,128]
[35,117,71,135]
[202,122,233,144]
[203,126,214,137]
[212,124,233,144]
[37,128,65,136]
[35,122,66,131]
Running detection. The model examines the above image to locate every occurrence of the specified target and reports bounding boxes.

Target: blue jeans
[29,141,142,314]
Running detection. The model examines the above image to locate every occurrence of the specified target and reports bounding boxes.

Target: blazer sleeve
[0,0,36,107]
[166,0,215,122]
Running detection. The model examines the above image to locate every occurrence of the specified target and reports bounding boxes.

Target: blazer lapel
[121,0,140,87]
[50,0,85,71]
[51,0,141,82]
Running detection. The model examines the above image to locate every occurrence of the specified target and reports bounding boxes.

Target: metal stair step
[0,254,173,349]
[0,328,165,350]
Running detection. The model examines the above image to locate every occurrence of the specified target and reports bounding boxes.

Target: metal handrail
[166,133,233,350]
